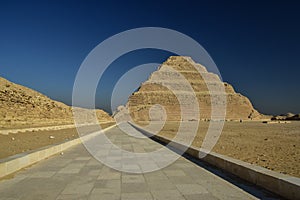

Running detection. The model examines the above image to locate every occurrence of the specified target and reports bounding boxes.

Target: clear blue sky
[0,0,299,115]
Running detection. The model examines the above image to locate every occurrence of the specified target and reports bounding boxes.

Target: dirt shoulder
[0,122,115,159]
[138,121,300,178]
[1,121,299,178]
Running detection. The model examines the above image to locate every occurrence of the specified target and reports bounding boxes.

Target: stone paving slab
[0,125,280,200]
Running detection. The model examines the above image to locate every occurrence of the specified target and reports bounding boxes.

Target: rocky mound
[0,77,113,129]
[272,113,300,121]
[126,56,267,121]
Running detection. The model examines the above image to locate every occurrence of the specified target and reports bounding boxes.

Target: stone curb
[0,124,117,179]
[129,122,300,200]
[0,121,115,135]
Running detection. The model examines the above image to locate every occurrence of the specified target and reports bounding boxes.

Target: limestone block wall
[127,56,265,121]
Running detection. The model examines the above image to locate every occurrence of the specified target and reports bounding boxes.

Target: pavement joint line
[0,123,117,179]
[0,123,285,200]
[128,121,300,200]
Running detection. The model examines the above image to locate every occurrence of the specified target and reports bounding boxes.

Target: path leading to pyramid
[0,124,279,200]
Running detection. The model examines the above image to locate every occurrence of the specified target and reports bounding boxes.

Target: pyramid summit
[126,56,266,121]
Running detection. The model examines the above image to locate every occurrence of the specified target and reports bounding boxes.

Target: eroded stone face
[126,56,265,122]
[0,77,113,129]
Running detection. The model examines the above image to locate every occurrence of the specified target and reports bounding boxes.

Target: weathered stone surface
[272,113,300,121]
[0,125,275,200]
[287,114,300,120]
[0,77,113,128]
[126,56,266,121]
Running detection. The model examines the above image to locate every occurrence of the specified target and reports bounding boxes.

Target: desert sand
[116,56,299,177]
[0,76,116,159]
[1,56,299,180]
[0,122,115,159]
[1,120,299,178]
[138,121,300,178]
[0,77,113,129]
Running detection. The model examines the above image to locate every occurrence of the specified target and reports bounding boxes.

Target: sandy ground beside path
[1,121,299,178]
[138,121,300,178]
[0,122,115,159]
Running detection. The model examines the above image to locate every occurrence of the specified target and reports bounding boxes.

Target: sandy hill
[0,77,113,129]
[125,56,268,121]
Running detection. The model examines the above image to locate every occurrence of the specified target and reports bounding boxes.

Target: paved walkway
[0,124,277,200]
